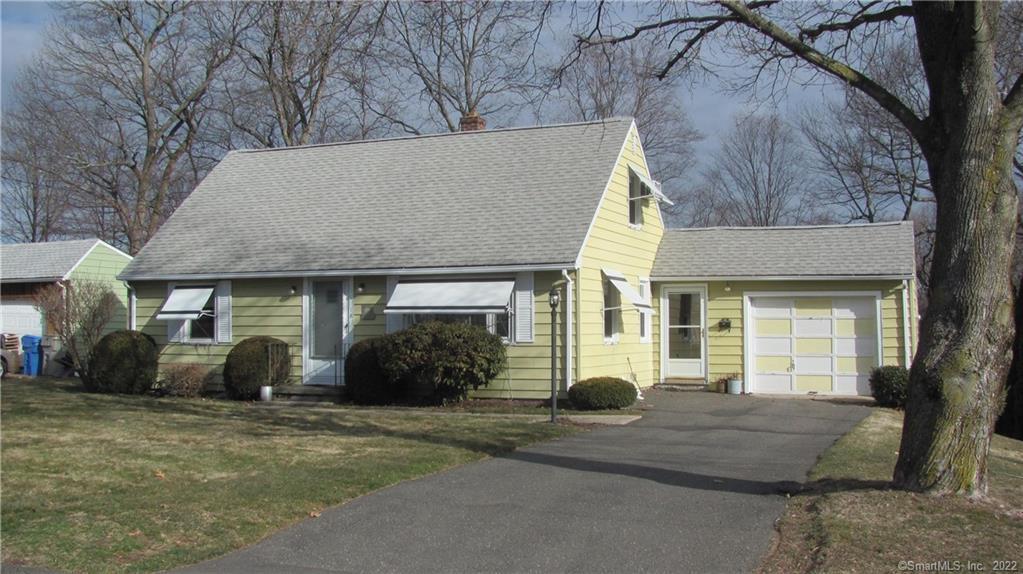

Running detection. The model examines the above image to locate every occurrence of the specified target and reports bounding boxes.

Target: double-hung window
[638,279,652,343]
[157,283,231,344]
[603,279,621,343]
[403,312,510,339]
[629,169,646,227]
[385,278,521,342]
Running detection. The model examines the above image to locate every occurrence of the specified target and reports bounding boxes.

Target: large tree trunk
[892,2,1020,496]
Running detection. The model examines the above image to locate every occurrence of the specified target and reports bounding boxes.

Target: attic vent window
[628,167,674,224]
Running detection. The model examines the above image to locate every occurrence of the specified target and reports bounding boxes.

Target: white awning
[603,268,653,313]
[156,286,214,321]
[384,280,515,315]
[632,169,674,205]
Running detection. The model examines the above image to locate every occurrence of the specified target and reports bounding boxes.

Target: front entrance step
[272,385,344,403]
[654,379,708,392]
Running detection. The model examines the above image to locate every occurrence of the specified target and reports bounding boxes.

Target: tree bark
[893,3,1020,496]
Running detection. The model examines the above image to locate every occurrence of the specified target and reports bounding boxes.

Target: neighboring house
[119,117,917,398]
[0,238,134,338]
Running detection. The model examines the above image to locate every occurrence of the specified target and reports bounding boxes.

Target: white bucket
[727,379,743,395]
[259,386,273,402]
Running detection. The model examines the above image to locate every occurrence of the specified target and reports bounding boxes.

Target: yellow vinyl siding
[576,125,663,388]
[134,278,304,383]
[651,279,916,385]
[68,243,131,335]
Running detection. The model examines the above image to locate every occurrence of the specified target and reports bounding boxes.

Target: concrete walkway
[177,390,869,574]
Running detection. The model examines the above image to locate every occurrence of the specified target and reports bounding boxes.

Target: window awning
[384,280,515,315]
[156,286,214,321]
[631,169,674,205]
[603,268,653,313]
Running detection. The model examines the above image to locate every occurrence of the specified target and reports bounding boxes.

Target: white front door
[306,279,347,385]
[662,287,706,379]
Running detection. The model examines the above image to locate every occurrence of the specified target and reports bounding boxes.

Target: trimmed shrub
[223,336,291,400]
[88,330,158,394]
[160,363,209,398]
[378,321,508,404]
[344,337,404,405]
[869,365,909,408]
[568,377,638,410]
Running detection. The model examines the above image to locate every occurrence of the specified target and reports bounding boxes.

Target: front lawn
[759,408,1023,573]
[1,377,577,573]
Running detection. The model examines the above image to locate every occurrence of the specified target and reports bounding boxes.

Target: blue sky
[1,1,54,103]
[0,1,832,159]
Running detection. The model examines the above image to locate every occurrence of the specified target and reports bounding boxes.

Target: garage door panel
[756,319,791,336]
[795,356,832,374]
[756,355,791,373]
[795,318,831,336]
[755,337,790,354]
[835,375,870,395]
[833,297,876,318]
[836,318,876,337]
[752,298,792,317]
[794,298,831,317]
[836,356,874,375]
[835,337,876,355]
[756,374,792,393]
[795,337,832,354]
[795,375,832,392]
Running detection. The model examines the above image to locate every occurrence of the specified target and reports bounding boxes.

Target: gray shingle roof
[1,239,104,282]
[121,118,635,279]
[651,222,916,279]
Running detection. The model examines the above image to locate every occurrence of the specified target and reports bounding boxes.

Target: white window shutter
[215,280,232,344]
[166,283,186,343]
[514,271,534,343]
[385,276,402,333]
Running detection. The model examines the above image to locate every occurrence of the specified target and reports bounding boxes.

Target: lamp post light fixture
[548,287,561,423]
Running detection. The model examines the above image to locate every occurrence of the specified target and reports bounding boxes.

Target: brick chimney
[459,110,486,131]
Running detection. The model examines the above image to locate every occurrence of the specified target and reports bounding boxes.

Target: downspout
[126,283,137,331]
[561,269,574,389]
[901,280,911,367]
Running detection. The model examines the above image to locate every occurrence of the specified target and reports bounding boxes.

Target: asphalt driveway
[177,390,869,574]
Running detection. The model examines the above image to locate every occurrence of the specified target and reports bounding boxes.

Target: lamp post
[549,287,560,423]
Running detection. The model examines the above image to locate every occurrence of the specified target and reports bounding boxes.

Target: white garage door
[1,300,44,337]
[749,295,879,396]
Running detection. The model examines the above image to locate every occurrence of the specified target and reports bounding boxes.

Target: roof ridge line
[664,221,910,232]
[231,117,636,155]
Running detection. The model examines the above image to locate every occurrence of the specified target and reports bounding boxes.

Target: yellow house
[119,118,916,398]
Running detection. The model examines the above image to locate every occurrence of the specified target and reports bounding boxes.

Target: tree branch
[798,4,913,42]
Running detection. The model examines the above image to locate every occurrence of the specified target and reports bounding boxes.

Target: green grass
[759,409,1023,573]
[1,377,577,573]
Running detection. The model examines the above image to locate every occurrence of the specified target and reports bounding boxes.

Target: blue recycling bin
[21,335,42,376]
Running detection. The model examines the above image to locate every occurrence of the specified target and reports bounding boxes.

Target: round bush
[88,330,158,394]
[869,365,909,408]
[568,377,638,410]
[379,321,508,404]
[345,337,404,405]
[223,336,291,400]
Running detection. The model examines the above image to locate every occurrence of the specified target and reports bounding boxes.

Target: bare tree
[209,1,387,150]
[382,1,550,132]
[554,41,702,204]
[1,98,73,243]
[695,113,809,227]
[18,1,248,253]
[34,279,117,386]
[573,1,1023,496]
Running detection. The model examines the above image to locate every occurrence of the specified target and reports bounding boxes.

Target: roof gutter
[649,274,915,282]
[119,262,575,282]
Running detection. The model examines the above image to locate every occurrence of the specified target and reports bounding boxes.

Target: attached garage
[746,293,880,396]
